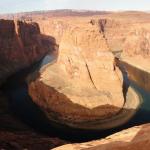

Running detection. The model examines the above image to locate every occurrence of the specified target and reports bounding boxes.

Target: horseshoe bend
[0,10,150,149]
[28,19,140,130]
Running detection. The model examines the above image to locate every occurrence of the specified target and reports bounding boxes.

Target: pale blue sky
[0,0,149,14]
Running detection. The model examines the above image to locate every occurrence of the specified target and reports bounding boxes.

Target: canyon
[0,10,150,149]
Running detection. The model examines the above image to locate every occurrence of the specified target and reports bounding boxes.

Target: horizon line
[0,8,150,15]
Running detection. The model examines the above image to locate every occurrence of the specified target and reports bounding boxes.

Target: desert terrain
[0,10,150,149]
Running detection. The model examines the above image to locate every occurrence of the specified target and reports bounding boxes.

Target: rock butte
[28,18,126,129]
[28,16,142,129]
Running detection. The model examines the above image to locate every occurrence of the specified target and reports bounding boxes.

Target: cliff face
[36,15,150,58]
[0,19,55,85]
[120,59,150,92]
[97,18,150,58]
[0,19,64,149]
[122,27,150,58]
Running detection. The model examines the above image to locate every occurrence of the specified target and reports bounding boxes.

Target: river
[1,54,150,142]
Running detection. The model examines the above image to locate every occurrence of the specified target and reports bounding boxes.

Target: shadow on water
[115,57,130,99]
[1,55,150,143]
[128,82,150,125]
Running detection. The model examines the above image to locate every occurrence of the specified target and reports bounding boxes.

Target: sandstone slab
[54,123,150,150]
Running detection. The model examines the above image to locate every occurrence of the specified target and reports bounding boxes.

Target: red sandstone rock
[0,19,55,85]
[54,123,150,150]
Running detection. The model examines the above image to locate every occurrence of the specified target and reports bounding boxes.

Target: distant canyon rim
[0,10,150,150]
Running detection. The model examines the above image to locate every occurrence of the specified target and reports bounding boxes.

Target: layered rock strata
[0,19,55,85]
[97,17,150,92]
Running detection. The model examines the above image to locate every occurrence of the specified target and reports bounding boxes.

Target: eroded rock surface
[28,19,124,129]
[54,123,150,150]
[0,19,55,85]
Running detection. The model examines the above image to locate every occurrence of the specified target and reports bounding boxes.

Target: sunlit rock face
[0,19,53,85]
[92,17,150,93]
[37,13,150,58]
[100,16,150,92]
[54,123,150,150]
[28,19,124,129]
[122,28,150,58]
[97,18,150,58]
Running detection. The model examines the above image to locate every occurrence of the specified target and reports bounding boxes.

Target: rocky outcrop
[0,19,55,85]
[28,20,130,130]
[54,123,150,150]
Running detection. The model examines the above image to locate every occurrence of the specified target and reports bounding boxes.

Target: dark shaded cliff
[0,19,56,85]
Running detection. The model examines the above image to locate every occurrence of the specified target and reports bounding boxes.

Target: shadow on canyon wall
[0,19,58,85]
[0,22,150,149]
[0,21,66,149]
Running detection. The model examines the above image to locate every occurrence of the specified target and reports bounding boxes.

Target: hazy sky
[0,0,149,14]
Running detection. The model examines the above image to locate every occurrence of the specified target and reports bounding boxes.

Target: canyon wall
[35,16,150,92]
[0,19,56,85]
[97,18,150,58]
[35,15,150,58]
[1,15,149,91]
[97,17,150,92]
[0,19,64,149]
[121,60,150,92]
